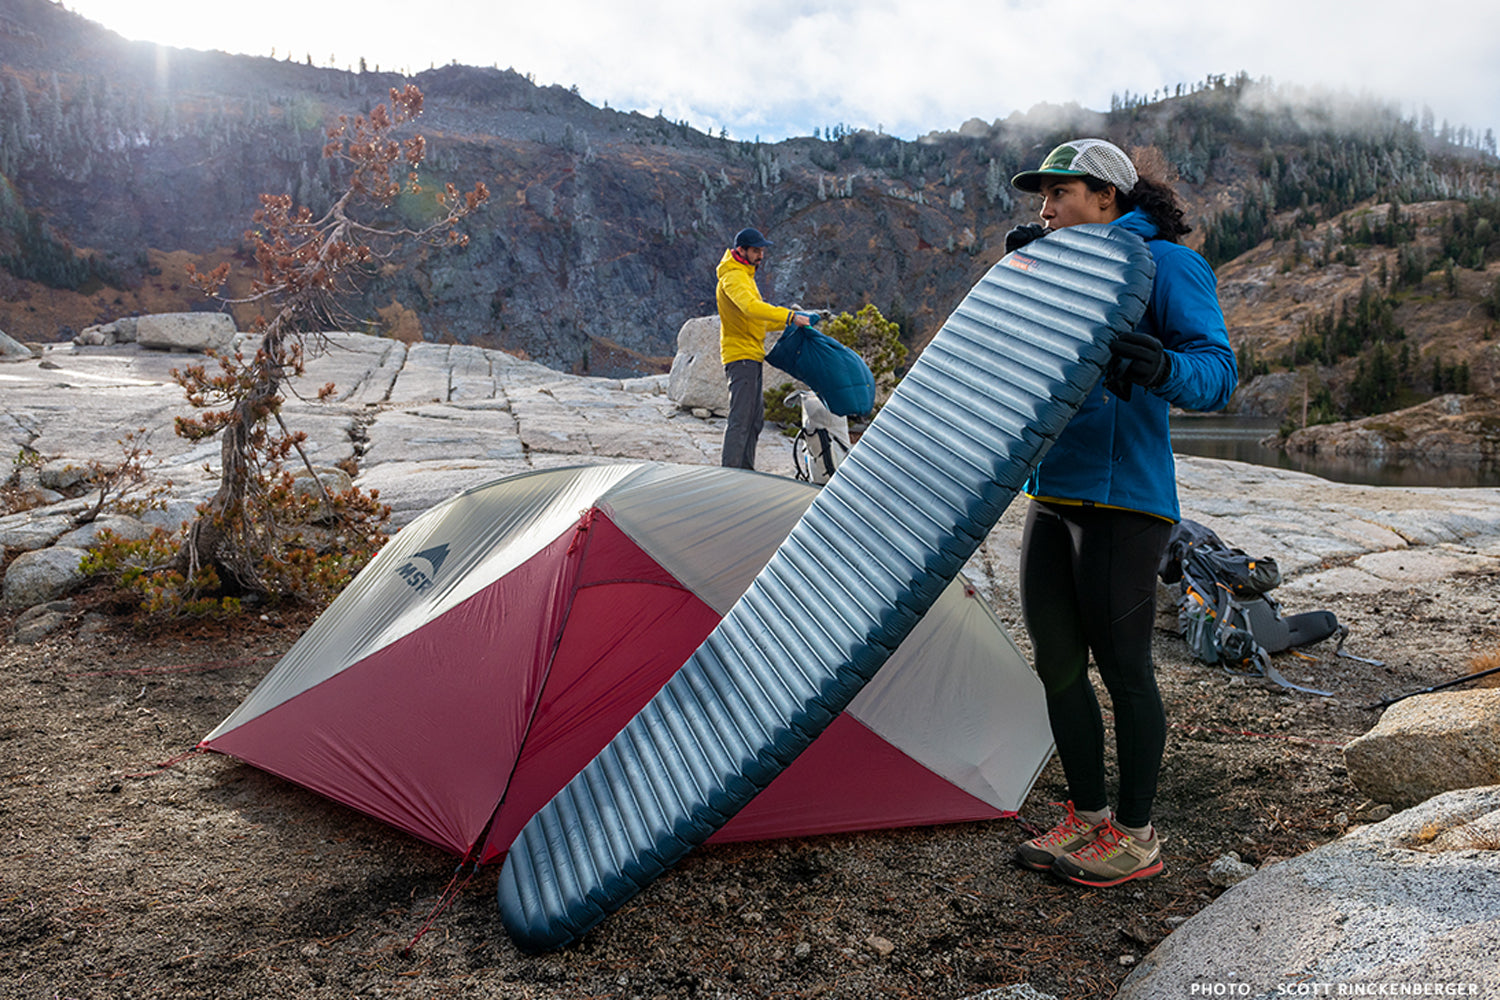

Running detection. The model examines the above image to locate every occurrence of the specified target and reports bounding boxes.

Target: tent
[200,462,1052,863]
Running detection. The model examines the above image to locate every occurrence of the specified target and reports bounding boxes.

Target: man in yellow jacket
[716,227,812,469]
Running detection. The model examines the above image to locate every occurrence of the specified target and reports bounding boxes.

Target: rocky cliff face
[2,0,1498,413]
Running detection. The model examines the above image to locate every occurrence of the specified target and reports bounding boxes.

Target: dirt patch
[3,569,1497,1000]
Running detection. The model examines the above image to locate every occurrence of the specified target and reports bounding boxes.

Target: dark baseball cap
[734,227,772,248]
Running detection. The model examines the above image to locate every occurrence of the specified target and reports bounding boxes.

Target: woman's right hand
[1004,224,1049,253]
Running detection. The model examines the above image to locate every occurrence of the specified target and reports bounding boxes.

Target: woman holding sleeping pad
[1005,139,1238,887]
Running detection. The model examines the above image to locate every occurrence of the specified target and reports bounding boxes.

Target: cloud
[540,0,1499,143]
[65,0,1500,143]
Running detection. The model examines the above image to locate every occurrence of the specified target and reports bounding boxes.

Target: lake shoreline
[1171,410,1500,489]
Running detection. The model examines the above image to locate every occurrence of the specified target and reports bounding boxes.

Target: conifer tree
[176,85,489,599]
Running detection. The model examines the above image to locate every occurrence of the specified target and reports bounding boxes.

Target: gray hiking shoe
[1051,820,1164,887]
[1014,802,1109,871]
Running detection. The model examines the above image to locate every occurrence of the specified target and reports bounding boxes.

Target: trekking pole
[1363,663,1500,711]
[1334,627,1383,667]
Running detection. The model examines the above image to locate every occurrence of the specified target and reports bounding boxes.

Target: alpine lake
[1169,414,1500,489]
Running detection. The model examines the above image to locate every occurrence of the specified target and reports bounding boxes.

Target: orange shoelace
[1070,820,1127,862]
[1035,802,1092,846]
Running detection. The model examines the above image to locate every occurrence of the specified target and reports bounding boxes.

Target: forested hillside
[1,0,1497,428]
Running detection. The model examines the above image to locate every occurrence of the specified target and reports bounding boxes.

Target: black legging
[1019,500,1172,829]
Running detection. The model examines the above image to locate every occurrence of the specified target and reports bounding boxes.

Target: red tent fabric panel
[709,713,1006,844]
[479,513,722,861]
[203,526,587,856]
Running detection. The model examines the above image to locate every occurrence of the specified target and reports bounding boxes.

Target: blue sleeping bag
[765,324,876,417]
[498,224,1157,951]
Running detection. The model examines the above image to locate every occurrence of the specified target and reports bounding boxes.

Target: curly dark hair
[1082,175,1191,243]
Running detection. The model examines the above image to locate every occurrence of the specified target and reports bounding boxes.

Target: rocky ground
[5,338,1500,997]
[3,554,1496,1000]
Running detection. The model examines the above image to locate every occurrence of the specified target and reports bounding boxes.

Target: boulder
[73,325,113,346]
[1205,851,1257,887]
[2,545,89,608]
[667,316,730,413]
[620,374,668,395]
[1,329,35,361]
[56,515,153,549]
[1117,786,1500,998]
[11,600,74,644]
[290,465,354,500]
[40,458,93,491]
[666,315,795,416]
[0,505,89,552]
[290,465,354,521]
[74,318,139,346]
[1343,688,1500,808]
[134,313,236,353]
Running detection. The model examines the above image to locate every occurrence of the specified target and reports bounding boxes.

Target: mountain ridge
[2,0,1499,428]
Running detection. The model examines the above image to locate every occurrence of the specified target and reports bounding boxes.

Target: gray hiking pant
[721,360,764,470]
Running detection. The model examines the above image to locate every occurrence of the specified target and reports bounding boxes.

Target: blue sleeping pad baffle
[498,224,1156,951]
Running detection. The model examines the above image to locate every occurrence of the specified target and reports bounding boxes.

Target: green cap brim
[1010,168,1086,193]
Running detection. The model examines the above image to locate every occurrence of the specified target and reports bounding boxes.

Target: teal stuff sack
[765,326,876,417]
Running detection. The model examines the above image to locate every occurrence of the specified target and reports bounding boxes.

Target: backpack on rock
[1158,520,1345,695]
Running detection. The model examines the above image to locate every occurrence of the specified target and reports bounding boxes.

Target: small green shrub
[80,526,242,618]
[80,471,390,618]
[822,304,907,400]
[764,381,802,434]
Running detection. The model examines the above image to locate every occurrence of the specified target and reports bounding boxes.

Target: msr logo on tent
[396,544,449,595]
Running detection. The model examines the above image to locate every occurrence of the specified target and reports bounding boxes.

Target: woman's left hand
[1105,330,1170,399]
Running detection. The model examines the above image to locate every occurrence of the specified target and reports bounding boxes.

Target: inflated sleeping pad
[498,223,1157,951]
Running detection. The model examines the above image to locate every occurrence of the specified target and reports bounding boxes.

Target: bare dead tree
[177,84,489,597]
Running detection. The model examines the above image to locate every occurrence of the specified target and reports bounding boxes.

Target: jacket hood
[1113,208,1160,241]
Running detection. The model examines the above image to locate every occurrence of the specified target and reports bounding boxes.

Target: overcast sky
[61,0,1499,145]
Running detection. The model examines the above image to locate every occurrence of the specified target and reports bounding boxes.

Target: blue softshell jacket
[1022,209,1239,522]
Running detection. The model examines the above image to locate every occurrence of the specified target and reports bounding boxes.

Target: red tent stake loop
[402,859,480,956]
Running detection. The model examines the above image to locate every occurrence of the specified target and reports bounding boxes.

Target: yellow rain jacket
[716,248,794,364]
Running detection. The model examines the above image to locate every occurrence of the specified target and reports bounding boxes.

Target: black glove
[1004,224,1049,254]
[1104,330,1170,401]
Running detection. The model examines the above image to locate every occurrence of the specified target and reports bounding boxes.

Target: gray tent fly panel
[498,224,1157,951]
